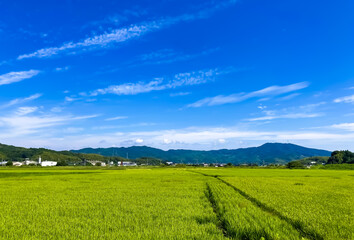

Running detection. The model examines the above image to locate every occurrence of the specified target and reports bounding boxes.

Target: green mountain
[72,143,331,165]
[0,142,331,165]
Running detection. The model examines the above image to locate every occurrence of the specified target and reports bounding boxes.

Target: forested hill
[0,143,123,163]
[72,143,331,164]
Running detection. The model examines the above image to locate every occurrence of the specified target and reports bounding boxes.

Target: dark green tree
[327,150,354,164]
[6,161,13,166]
[286,161,305,169]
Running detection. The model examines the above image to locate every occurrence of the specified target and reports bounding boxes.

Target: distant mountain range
[72,143,331,165]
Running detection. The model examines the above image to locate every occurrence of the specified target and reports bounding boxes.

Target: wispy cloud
[279,93,301,101]
[14,125,352,151]
[1,93,42,108]
[330,123,354,131]
[0,113,98,137]
[18,23,155,59]
[0,60,9,66]
[55,66,70,72]
[133,48,219,66]
[188,82,309,107]
[17,1,236,60]
[247,101,325,122]
[334,94,354,103]
[82,8,147,30]
[0,70,40,86]
[248,113,321,121]
[105,116,128,121]
[90,68,221,96]
[65,96,82,102]
[15,106,39,116]
[299,102,326,110]
[170,92,191,97]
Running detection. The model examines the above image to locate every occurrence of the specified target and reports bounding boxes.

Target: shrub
[6,161,13,166]
[286,161,305,169]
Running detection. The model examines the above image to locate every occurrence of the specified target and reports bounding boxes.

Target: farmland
[0,168,352,239]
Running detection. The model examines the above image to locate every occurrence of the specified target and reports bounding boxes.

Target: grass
[0,167,352,239]
[194,168,354,240]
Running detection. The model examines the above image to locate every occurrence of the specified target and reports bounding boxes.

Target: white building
[0,161,7,166]
[117,161,137,166]
[24,160,38,165]
[88,161,106,166]
[41,161,57,167]
[13,162,23,166]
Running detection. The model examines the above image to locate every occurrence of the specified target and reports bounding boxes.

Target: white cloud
[1,93,42,108]
[0,113,98,137]
[170,92,191,97]
[249,82,309,96]
[63,127,84,133]
[134,48,220,66]
[330,123,354,131]
[17,23,160,59]
[188,95,242,108]
[50,107,64,113]
[257,105,267,110]
[105,116,128,121]
[0,70,40,86]
[299,102,326,110]
[65,96,82,102]
[3,124,354,151]
[17,1,237,60]
[334,95,354,103]
[279,93,301,100]
[16,106,38,116]
[55,66,70,72]
[248,113,322,121]
[82,9,147,30]
[248,102,325,122]
[91,69,220,96]
[187,82,309,107]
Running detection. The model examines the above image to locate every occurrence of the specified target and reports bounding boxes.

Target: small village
[0,156,138,167]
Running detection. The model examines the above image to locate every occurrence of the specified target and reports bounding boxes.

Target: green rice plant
[0,168,227,240]
[195,168,354,240]
[206,178,304,240]
[0,167,352,240]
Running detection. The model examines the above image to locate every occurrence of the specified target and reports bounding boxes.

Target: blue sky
[0,0,353,151]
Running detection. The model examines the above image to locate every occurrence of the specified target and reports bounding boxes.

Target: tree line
[287,150,354,169]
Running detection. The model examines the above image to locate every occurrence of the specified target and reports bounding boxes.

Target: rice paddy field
[0,167,352,240]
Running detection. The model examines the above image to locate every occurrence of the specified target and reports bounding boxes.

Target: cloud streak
[0,70,40,86]
[0,113,98,137]
[1,93,42,108]
[334,95,354,103]
[330,123,354,131]
[17,1,237,60]
[16,106,39,116]
[91,69,221,96]
[105,116,128,121]
[247,113,321,121]
[133,48,219,66]
[187,82,309,107]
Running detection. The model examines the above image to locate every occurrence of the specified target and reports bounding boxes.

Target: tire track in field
[205,183,231,239]
[189,170,324,240]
